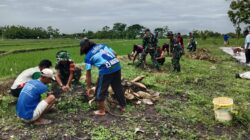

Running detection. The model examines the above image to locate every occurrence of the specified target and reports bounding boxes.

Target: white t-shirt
[11,67,40,89]
[245,33,250,49]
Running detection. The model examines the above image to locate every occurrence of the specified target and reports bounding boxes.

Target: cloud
[42,6,67,13]
[0,0,234,34]
[0,4,8,7]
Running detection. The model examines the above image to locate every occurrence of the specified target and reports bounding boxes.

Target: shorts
[95,70,126,107]
[22,100,48,122]
[10,88,23,97]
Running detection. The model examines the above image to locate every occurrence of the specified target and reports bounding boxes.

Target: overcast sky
[0,0,234,34]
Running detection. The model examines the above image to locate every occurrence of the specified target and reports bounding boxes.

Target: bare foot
[33,118,52,125]
[117,105,125,112]
[93,110,106,116]
[120,107,125,112]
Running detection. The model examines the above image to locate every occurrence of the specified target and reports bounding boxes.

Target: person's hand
[62,85,70,92]
[47,92,53,96]
[65,84,70,90]
[85,88,91,97]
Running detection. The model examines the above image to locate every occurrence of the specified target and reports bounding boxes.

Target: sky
[0,0,234,34]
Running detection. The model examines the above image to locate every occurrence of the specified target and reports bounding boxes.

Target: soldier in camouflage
[168,31,175,54]
[187,32,197,52]
[172,38,183,72]
[136,29,160,70]
[52,50,82,97]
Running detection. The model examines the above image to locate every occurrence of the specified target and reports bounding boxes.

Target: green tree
[154,26,169,38]
[47,26,60,38]
[126,24,145,39]
[112,23,127,39]
[228,0,250,38]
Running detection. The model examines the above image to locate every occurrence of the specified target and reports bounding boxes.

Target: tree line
[0,23,246,40]
[0,25,60,39]
[0,1,249,39]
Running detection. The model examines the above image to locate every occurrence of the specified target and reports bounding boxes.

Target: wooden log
[136,91,151,99]
[131,82,147,89]
[131,76,145,83]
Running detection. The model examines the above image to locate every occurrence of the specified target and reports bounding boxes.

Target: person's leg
[167,46,170,56]
[94,74,111,116]
[245,49,248,63]
[51,81,63,98]
[193,44,197,51]
[73,67,82,84]
[110,70,126,111]
[10,88,23,97]
[31,95,55,125]
[245,49,249,63]
[176,58,181,72]
[136,51,147,68]
[172,58,177,71]
[158,58,165,65]
[150,51,160,70]
[247,49,250,63]
[44,95,56,111]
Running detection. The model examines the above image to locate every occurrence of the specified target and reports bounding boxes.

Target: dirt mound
[187,48,217,62]
[0,79,14,95]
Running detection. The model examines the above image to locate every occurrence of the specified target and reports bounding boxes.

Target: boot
[94,101,106,116]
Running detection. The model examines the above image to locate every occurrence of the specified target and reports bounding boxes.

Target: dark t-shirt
[55,61,75,84]
[133,45,144,53]
[162,44,169,51]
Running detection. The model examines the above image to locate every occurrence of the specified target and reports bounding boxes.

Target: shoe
[235,73,240,78]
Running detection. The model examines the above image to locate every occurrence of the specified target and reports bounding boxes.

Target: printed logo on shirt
[105,58,119,68]
[22,83,36,98]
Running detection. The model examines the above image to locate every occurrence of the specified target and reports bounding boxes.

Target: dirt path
[221,47,250,66]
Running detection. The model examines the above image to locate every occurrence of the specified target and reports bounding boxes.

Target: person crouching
[16,69,55,125]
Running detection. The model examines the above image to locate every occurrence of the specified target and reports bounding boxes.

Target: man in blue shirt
[80,38,126,116]
[223,34,229,46]
[16,68,56,125]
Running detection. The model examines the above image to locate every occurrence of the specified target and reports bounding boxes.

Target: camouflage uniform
[187,36,197,52]
[137,33,159,70]
[169,38,175,54]
[172,41,183,72]
[167,31,174,54]
[52,51,82,97]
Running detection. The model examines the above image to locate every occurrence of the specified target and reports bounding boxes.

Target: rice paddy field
[0,38,249,139]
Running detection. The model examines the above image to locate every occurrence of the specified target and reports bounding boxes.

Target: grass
[0,38,250,139]
[0,39,141,78]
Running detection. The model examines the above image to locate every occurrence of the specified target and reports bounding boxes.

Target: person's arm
[55,70,63,87]
[86,70,92,95]
[62,63,75,91]
[65,70,74,88]
[156,51,164,60]
[247,35,250,49]
[142,38,146,49]
[132,52,138,63]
